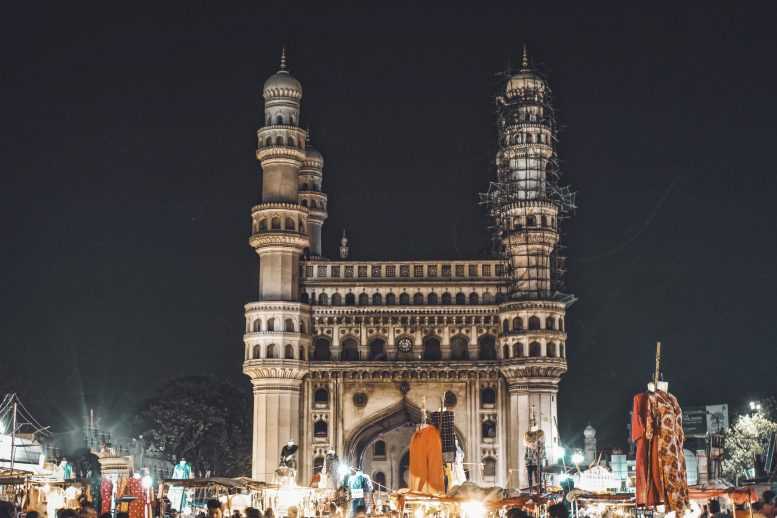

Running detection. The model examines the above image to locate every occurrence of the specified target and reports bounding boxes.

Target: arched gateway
[243,49,574,491]
[344,398,465,490]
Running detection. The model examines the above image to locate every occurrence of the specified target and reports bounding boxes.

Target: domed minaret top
[263,47,303,101]
[505,44,547,97]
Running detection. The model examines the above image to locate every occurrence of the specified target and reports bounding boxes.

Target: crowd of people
[698,490,776,518]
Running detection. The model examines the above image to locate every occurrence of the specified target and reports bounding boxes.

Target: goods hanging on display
[631,341,689,514]
[409,424,444,495]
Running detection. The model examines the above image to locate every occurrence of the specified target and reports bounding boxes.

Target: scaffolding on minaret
[479,47,576,302]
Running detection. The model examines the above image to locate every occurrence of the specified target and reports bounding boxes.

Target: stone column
[247,366,305,481]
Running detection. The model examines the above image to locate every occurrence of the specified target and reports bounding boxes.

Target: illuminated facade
[242,48,574,490]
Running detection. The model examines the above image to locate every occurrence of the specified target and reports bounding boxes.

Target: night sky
[2,4,776,450]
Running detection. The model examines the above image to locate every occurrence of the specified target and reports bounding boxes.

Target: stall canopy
[688,481,757,505]
[163,477,278,491]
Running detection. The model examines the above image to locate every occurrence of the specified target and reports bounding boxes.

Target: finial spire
[339,229,349,259]
[521,43,529,70]
[280,46,287,71]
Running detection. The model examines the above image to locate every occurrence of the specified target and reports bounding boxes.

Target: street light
[749,401,762,412]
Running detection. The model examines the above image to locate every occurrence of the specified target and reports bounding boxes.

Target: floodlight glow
[553,446,566,461]
[461,501,486,518]
[337,464,350,479]
[571,452,584,464]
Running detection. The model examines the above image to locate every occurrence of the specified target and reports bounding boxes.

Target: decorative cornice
[503,230,558,246]
[499,300,566,312]
[243,360,307,381]
[499,330,567,341]
[256,147,306,163]
[500,358,567,380]
[245,301,311,313]
[249,232,309,251]
[251,202,310,215]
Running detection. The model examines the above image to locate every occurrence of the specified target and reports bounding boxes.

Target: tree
[722,411,777,482]
[135,376,251,477]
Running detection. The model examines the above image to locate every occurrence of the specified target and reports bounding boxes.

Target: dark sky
[2,3,776,450]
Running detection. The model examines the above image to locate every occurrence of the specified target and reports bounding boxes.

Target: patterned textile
[430,411,456,463]
[632,392,662,506]
[646,390,689,513]
[126,477,144,518]
[409,424,444,495]
[100,478,113,515]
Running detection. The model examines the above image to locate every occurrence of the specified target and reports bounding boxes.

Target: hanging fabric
[429,411,456,463]
[100,478,114,515]
[648,390,689,513]
[408,424,444,495]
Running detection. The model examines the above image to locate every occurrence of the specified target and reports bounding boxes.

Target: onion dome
[303,133,324,169]
[263,48,302,100]
[506,44,547,95]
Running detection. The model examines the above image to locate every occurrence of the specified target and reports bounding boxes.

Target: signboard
[684,407,708,436]
[706,404,729,434]
[683,404,729,437]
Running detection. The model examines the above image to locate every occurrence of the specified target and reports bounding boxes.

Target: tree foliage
[722,411,777,482]
[135,376,251,477]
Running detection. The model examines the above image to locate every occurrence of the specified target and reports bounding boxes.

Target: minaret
[583,424,597,465]
[484,46,575,489]
[243,49,311,482]
[339,229,349,259]
[298,132,328,257]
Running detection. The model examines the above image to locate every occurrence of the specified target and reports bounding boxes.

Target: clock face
[397,337,413,353]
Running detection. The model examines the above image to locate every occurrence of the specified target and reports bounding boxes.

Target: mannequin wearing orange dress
[408,424,444,495]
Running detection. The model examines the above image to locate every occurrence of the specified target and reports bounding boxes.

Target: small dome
[304,144,324,169]
[263,70,302,99]
[306,145,323,162]
[263,49,302,100]
[505,45,547,96]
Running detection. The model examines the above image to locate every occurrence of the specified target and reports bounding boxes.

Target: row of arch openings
[304,291,499,306]
[256,217,305,234]
[501,316,564,333]
[261,135,304,150]
[310,335,497,362]
[251,343,306,360]
[250,318,306,333]
[502,341,565,358]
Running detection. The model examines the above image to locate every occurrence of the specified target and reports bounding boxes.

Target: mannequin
[322,449,339,489]
[344,466,373,517]
[280,440,298,469]
[408,400,444,495]
[59,458,73,481]
[169,458,192,511]
[524,407,545,491]
[451,439,466,486]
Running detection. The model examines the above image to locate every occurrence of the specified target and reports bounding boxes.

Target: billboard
[683,404,729,437]
[684,407,708,436]
[706,404,729,434]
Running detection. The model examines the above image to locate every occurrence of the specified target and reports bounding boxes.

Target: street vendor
[342,468,373,518]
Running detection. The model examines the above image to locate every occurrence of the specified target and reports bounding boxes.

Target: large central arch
[344,398,465,473]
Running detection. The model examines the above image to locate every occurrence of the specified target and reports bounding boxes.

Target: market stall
[163,477,278,517]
